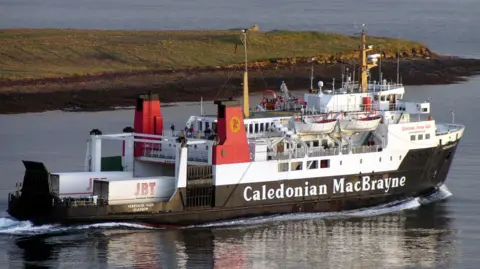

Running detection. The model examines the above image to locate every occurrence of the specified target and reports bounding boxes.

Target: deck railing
[267,145,381,160]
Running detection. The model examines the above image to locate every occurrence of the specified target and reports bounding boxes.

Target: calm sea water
[1,0,480,268]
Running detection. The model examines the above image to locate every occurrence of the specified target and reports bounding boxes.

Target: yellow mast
[359,25,377,93]
[242,29,250,118]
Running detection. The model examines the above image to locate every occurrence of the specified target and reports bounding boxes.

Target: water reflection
[5,203,456,269]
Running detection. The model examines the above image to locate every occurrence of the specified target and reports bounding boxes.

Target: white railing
[267,144,381,160]
[319,82,404,94]
[435,123,464,136]
[141,143,210,163]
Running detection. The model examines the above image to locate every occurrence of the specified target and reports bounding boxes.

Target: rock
[249,24,260,32]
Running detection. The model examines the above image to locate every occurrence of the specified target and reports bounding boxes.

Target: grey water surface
[0,0,479,268]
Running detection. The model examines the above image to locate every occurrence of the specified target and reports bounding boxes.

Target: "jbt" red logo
[134,182,156,196]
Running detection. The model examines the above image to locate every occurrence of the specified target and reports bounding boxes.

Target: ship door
[389,94,396,110]
[185,166,215,208]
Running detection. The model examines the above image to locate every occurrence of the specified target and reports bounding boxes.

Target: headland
[1,28,479,114]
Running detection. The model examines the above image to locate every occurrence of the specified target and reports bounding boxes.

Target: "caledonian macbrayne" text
[243,176,406,201]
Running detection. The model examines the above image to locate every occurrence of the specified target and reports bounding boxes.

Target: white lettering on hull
[333,176,406,193]
[243,176,407,201]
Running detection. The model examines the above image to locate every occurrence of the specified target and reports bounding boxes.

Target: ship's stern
[7,161,59,224]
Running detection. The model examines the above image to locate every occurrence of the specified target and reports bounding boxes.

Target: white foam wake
[0,219,155,236]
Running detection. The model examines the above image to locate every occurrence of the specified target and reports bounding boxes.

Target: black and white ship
[7,27,465,227]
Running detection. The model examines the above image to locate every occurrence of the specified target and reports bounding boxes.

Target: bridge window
[307,160,318,169]
[249,124,253,134]
[291,161,303,171]
[320,159,330,168]
[410,135,416,141]
[255,124,259,133]
[260,123,264,132]
[278,163,289,172]
[426,134,431,139]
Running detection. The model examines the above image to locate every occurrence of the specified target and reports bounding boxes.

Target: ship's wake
[0,185,452,235]
[0,220,155,236]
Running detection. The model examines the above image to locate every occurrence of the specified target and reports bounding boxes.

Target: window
[254,124,259,133]
[291,161,303,171]
[307,160,318,169]
[266,122,270,131]
[399,155,402,160]
[418,134,424,140]
[379,157,382,162]
[390,156,392,161]
[313,141,319,147]
[410,135,416,141]
[249,124,253,134]
[320,159,330,168]
[260,123,264,132]
[426,134,431,139]
[360,159,363,164]
[340,160,343,165]
[322,139,328,147]
[278,163,289,172]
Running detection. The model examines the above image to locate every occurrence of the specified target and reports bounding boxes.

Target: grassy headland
[1,28,479,114]
[0,29,431,81]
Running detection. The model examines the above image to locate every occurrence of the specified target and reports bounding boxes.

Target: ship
[7,26,465,227]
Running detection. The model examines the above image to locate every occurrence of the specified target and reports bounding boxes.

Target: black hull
[7,141,460,227]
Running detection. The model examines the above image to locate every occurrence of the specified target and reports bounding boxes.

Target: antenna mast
[358,24,376,93]
[396,47,400,84]
[378,51,382,83]
[241,29,250,118]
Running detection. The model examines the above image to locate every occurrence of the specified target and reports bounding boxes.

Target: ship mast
[359,24,377,93]
[241,29,250,118]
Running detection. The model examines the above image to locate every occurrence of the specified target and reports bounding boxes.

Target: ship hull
[7,141,459,227]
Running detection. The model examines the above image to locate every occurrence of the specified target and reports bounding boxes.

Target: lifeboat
[259,90,278,111]
[339,115,381,133]
[294,118,337,134]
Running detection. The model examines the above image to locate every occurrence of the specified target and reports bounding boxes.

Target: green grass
[0,29,428,80]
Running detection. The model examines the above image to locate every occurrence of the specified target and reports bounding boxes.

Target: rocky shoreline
[1,57,479,114]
